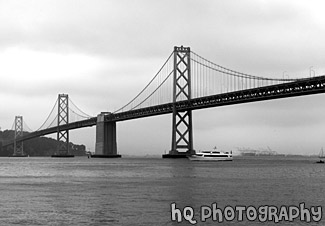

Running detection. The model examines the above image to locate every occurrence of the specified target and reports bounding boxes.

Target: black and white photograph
[0,0,324,225]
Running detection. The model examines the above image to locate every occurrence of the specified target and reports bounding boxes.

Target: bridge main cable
[114,51,174,113]
[190,50,300,82]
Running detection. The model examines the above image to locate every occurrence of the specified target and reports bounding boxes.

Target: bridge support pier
[92,113,121,158]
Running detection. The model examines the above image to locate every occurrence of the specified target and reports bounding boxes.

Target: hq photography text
[170,202,322,224]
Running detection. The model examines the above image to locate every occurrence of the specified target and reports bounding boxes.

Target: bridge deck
[4,75,325,146]
[111,75,325,121]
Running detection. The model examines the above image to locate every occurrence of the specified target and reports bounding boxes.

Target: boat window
[205,155,229,157]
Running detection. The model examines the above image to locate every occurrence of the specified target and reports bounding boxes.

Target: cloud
[1,0,324,74]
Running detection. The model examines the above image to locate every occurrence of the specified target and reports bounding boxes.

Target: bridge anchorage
[92,112,121,158]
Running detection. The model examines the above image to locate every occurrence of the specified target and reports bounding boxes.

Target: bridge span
[3,46,325,158]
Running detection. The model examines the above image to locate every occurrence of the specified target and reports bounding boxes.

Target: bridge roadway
[3,75,325,146]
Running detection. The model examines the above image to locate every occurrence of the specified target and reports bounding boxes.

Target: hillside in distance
[0,130,86,156]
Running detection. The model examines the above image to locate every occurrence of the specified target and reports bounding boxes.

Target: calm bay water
[0,156,324,225]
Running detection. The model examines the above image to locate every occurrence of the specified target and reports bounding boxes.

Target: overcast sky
[1,0,325,156]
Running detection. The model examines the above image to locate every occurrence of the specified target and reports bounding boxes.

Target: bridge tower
[13,116,26,157]
[163,46,195,158]
[52,94,74,157]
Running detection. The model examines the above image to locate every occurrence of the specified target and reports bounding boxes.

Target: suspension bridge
[2,46,325,158]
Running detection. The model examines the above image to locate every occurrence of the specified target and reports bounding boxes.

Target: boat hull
[187,155,233,161]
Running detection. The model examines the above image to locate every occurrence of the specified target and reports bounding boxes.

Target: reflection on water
[0,156,324,225]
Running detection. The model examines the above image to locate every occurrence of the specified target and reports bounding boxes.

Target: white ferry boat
[188,148,233,161]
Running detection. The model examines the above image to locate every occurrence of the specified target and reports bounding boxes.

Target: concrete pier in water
[92,113,121,158]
